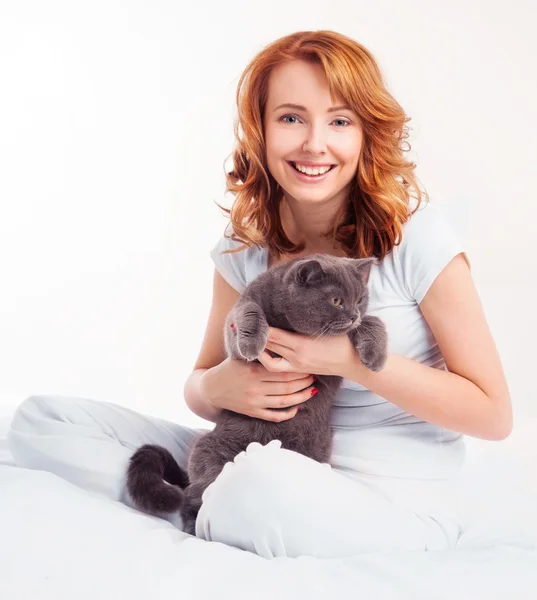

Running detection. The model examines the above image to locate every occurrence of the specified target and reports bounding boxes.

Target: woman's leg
[7,394,207,505]
[7,396,462,556]
[196,439,461,559]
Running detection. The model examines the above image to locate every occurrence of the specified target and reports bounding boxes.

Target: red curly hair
[216,30,427,261]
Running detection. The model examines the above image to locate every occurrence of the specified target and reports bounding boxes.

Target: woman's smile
[286,160,338,184]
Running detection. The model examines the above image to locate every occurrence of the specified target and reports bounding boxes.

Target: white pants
[7,394,466,559]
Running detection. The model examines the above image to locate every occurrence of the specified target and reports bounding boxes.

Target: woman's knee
[8,394,93,460]
[8,395,59,467]
[195,440,324,553]
[11,394,86,432]
[205,440,310,507]
[11,394,59,429]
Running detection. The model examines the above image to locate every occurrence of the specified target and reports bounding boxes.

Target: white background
[0,0,535,429]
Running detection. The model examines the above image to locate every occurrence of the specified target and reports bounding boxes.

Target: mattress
[1,414,536,600]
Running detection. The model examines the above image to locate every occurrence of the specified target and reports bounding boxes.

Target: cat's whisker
[313,322,331,341]
[311,324,325,340]
[310,324,325,339]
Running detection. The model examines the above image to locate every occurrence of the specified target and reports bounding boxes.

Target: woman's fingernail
[310,387,318,396]
[230,323,236,330]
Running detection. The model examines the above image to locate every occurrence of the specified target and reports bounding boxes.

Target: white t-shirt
[209,200,469,480]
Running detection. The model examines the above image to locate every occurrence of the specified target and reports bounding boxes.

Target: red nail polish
[310,387,318,396]
[230,323,236,330]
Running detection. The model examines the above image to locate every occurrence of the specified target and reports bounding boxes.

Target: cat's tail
[126,444,189,514]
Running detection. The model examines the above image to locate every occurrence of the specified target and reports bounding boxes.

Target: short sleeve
[395,201,470,304]
[209,224,249,293]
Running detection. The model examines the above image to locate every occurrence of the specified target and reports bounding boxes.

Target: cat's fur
[126,254,388,534]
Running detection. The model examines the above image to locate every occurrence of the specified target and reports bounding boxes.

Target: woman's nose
[302,124,328,154]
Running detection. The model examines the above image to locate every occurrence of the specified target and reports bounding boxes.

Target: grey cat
[126,254,388,535]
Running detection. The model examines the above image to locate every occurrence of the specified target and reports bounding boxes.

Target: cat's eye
[331,297,343,307]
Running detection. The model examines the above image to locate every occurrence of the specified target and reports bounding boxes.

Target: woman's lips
[286,161,336,183]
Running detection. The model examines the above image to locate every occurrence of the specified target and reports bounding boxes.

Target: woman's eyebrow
[274,103,352,113]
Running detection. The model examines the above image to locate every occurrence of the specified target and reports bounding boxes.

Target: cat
[126,253,388,535]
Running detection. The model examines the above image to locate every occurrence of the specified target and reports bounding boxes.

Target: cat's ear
[351,257,377,286]
[287,259,326,287]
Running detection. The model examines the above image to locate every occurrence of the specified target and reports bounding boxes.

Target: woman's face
[263,59,363,207]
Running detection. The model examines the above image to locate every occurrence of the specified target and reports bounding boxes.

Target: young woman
[8,30,512,559]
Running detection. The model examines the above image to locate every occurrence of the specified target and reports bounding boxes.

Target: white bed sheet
[1,414,537,600]
[0,415,15,467]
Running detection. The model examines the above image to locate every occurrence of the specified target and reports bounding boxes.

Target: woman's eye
[279,115,351,127]
[280,114,301,124]
[331,297,343,307]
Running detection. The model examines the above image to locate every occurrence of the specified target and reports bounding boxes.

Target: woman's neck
[278,193,346,254]
[267,194,349,267]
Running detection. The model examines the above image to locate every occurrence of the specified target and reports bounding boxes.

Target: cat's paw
[236,328,269,362]
[180,490,201,536]
[226,301,269,362]
[182,516,197,536]
[360,344,387,372]
[351,315,388,372]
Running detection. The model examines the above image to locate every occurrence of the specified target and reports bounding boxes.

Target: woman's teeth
[292,162,333,176]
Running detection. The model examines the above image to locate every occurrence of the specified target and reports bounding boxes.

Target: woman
[8,31,512,559]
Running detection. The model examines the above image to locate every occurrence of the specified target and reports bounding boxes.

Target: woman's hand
[258,327,360,377]
[200,356,318,422]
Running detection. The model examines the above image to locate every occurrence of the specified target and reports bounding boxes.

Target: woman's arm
[184,368,222,423]
[183,269,240,423]
[341,254,513,441]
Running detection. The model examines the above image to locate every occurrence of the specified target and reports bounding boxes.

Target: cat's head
[278,254,376,337]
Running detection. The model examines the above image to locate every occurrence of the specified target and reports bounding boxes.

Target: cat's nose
[351,313,362,327]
